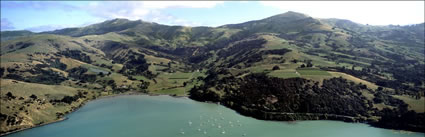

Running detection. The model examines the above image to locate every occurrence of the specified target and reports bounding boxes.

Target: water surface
[6,95,424,137]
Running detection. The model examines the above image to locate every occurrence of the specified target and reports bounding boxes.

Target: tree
[0,67,4,77]
[6,92,15,99]
[272,65,280,70]
[61,96,77,104]
[307,62,313,67]
[128,76,136,80]
[98,72,105,77]
[29,94,38,100]
[107,80,116,86]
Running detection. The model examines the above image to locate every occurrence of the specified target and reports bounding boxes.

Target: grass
[1,79,78,98]
[0,53,29,63]
[97,72,130,86]
[168,72,194,79]
[0,79,98,133]
[296,68,331,76]
[81,64,110,74]
[153,87,188,95]
[393,95,425,113]
[0,64,147,131]
[148,71,205,96]
[148,64,168,74]
[261,35,289,50]
[133,75,150,81]
[267,68,379,95]
[268,70,300,79]
[59,58,86,70]
[329,72,378,90]
[1,34,85,55]
[144,54,171,64]
[80,32,133,43]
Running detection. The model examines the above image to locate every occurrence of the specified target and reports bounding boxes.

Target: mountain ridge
[3,11,422,38]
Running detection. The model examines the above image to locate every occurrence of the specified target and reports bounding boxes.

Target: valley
[0,11,424,135]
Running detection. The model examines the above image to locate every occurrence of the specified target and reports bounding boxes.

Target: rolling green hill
[1,11,424,134]
[1,30,36,42]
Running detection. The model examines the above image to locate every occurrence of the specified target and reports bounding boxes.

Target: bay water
[6,95,424,137]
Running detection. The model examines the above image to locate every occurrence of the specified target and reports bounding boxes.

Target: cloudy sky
[1,1,424,32]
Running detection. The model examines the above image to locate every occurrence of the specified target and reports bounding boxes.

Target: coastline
[2,92,421,136]
[189,96,425,133]
[0,91,188,136]
[0,118,67,137]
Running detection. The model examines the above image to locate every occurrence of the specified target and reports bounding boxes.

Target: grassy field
[167,72,193,79]
[266,67,380,92]
[261,35,290,50]
[97,72,134,87]
[296,68,331,76]
[144,55,171,64]
[59,58,87,70]
[268,70,300,79]
[393,95,425,113]
[148,71,205,96]
[0,53,29,63]
[0,79,98,133]
[329,72,378,90]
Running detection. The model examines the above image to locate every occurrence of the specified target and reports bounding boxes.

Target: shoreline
[0,117,67,137]
[190,96,425,133]
[1,93,421,136]
[0,91,188,136]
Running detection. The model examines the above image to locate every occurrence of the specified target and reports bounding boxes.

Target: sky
[1,1,424,32]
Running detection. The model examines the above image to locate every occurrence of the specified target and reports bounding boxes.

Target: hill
[1,30,35,42]
[1,11,424,134]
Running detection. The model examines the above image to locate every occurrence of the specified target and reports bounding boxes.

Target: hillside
[1,30,35,42]
[1,11,424,134]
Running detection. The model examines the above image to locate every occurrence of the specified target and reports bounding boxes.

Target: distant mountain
[222,11,318,32]
[43,19,144,37]
[322,18,424,47]
[1,11,424,134]
[1,30,35,41]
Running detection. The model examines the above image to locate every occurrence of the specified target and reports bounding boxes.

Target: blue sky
[1,1,424,32]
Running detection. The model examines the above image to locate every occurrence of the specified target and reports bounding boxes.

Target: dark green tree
[272,65,280,70]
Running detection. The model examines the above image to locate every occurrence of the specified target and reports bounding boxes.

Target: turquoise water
[5,95,424,137]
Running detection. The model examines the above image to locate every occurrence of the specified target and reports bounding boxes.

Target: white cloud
[142,1,224,9]
[260,1,424,25]
[79,1,224,26]
[25,24,74,32]
[1,18,15,30]
[24,20,100,32]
